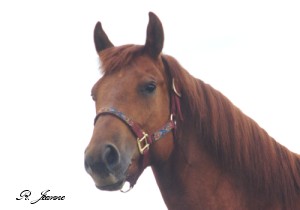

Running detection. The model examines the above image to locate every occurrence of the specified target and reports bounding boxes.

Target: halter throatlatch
[93,78,182,189]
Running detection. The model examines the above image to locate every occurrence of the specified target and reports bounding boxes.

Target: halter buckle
[137,132,149,154]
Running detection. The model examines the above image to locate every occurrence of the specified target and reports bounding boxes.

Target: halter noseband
[93,79,182,189]
[93,107,176,155]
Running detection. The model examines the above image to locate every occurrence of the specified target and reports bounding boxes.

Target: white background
[1,0,299,209]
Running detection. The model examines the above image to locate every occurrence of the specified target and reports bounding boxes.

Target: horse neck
[151,121,250,210]
[197,82,300,208]
[151,79,300,210]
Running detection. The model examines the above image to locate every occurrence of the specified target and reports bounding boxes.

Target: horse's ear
[144,12,164,58]
[94,22,114,53]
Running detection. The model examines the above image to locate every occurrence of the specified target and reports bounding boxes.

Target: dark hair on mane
[99,45,300,208]
[162,54,300,208]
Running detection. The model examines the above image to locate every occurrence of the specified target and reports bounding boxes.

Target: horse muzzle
[84,143,131,191]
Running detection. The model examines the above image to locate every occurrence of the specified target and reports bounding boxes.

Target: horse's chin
[90,159,142,192]
[96,180,125,191]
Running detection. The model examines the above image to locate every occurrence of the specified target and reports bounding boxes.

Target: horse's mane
[162,54,300,208]
[98,45,300,207]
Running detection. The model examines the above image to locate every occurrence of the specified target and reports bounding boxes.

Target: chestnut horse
[84,12,300,209]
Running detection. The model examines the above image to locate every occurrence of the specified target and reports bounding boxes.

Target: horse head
[84,12,177,191]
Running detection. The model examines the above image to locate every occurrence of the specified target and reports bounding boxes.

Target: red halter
[93,79,182,189]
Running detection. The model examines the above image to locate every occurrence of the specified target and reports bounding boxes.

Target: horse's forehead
[92,54,165,95]
[106,56,162,77]
[130,56,165,76]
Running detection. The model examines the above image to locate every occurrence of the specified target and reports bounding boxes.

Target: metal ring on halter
[172,78,182,97]
[120,181,133,193]
[170,113,174,121]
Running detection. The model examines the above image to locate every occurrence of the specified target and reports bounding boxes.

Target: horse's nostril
[84,144,121,176]
[84,155,93,174]
[103,144,120,170]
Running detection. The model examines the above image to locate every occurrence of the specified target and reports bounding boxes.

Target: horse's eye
[143,83,156,94]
